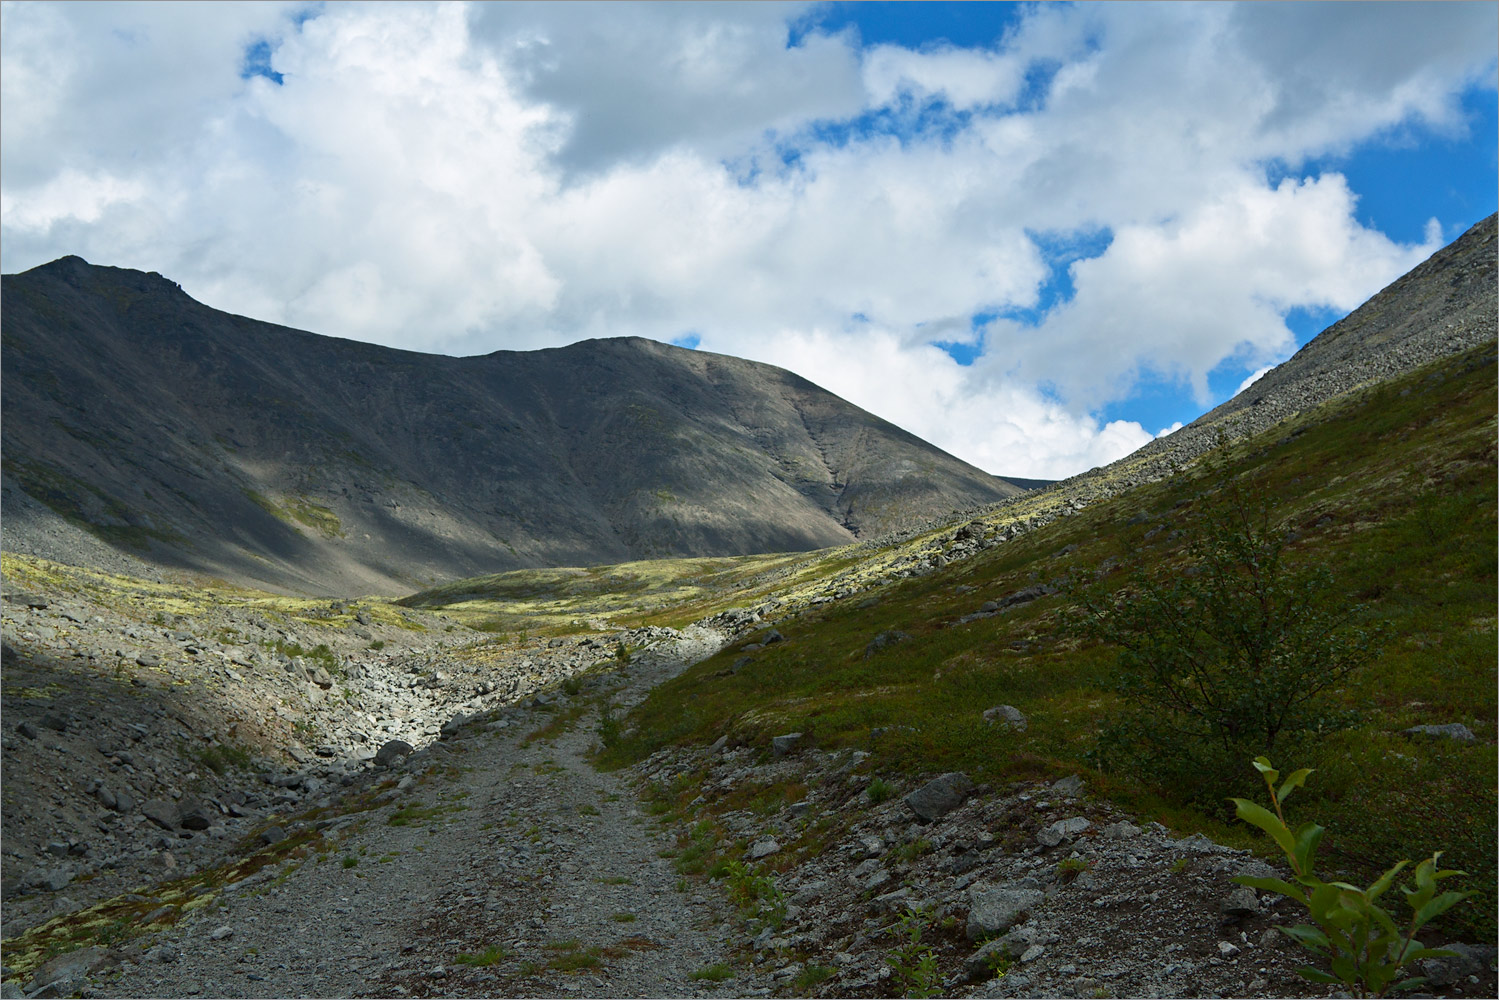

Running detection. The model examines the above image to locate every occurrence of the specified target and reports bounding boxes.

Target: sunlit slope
[600,342,1497,935]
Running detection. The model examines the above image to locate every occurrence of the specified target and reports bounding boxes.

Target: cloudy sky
[3,1,1495,479]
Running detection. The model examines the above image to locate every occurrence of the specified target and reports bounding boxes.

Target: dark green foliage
[1079,466,1382,773]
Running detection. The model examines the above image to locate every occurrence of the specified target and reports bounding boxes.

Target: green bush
[1080,472,1382,780]
[1231,757,1471,997]
[865,777,896,804]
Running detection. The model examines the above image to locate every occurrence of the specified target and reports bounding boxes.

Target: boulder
[1221,886,1261,919]
[1421,943,1487,986]
[904,772,974,822]
[1036,817,1090,847]
[771,733,804,757]
[26,945,117,995]
[746,838,780,860]
[864,630,910,657]
[966,884,1043,940]
[141,799,181,831]
[982,705,1027,731]
[374,739,414,767]
[178,799,214,831]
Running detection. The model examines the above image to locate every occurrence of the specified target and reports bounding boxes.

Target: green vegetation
[887,909,941,998]
[595,344,1496,937]
[1079,450,1383,787]
[454,944,510,966]
[691,962,735,982]
[244,488,344,538]
[865,777,896,804]
[3,457,182,551]
[1231,757,1472,997]
[194,743,254,775]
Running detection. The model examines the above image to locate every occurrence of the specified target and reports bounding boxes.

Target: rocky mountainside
[1,260,1023,595]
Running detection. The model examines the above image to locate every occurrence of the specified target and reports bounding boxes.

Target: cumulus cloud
[2,0,1493,478]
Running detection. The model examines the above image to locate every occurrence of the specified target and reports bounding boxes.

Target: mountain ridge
[1,260,1023,594]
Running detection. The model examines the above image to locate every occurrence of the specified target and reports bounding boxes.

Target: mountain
[0,258,1024,594]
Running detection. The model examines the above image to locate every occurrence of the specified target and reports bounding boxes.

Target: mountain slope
[0,258,1022,594]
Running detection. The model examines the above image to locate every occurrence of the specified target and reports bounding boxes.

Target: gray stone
[374,739,414,767]
[966,926,1039,978]
[40,713,68,732]
[1221,886,1261,918]
[1019,944,1047,963]
[746,838,780,860]
[16,720,39,740]
[26,946,115,994]
[210,925,234,941]
[864,630,910,657]
[141,799,181,831]
[982,705,1027,731]
[135,653,160,668]
[1,981,22,998]
[1050,775,1085,798]
[310,666,334,689]
[966,885,1044,940]
[904,772,974,822]
[1101,821,1141,839]
[771,733,803,757]
[1037,817,1090,847]
[144,944,180,964]
[178,799,213,831]
[259,825,287,846]
[1421,943,1486,986]
[1404,723,1477,743]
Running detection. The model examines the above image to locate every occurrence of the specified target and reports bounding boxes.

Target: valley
[1,217,1495,998]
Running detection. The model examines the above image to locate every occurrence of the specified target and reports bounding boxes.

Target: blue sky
[3,1,1495,477]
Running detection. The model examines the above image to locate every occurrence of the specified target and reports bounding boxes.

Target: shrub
[1231,757,1471,998]
[1080,471,1382,776]
[865,777,896,804]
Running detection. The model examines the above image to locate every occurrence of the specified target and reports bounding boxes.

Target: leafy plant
[887,908,941,998]
[865,777,896,804]
[1231,756,1472,997]
[1055,856,1093,883]
[615,641,631,664]
[719,860,786,929]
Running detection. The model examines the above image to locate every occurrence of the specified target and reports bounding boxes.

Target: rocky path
[91,626,770,999]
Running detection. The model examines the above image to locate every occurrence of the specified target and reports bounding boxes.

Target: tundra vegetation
[593,344,1496,939]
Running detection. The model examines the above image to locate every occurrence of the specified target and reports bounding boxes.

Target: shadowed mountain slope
[0,258,1023,594]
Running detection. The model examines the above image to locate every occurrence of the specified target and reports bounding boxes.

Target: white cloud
[2,0,1493,479]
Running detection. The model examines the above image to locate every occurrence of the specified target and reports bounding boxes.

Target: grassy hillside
[600,342,1497,937]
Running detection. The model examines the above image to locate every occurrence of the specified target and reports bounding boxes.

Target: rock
[135,653,160,668]
[966,885,1043,941]
[209,925,234,940]
[1020,944,1047,963]
[965,924,1040,979]
[1221,886,1261,918]
[287,744,312,764]
[872,887,914,914]
[1421,943,1486,986]
[1050,775,1084,797]
[764,630,785,645]
[141,799,181,831]
[26,946,116,994]
[708,735,728,754]
[374,739,414,767]
[1217,941,1241,958]
[144,944,179,964]
[1,982,21,999]
[746,838,780,860]
[1037,817,1090,847]
[1403,723,1477,743]
[771,733,804,758]
[40,713,68,732]
[864,630,910,657]
[16,721,38,740]
[982,705,1027,731]
[259,825,287,846]
[979,601,1000,613]
[95,785,118,811]
[1101,821,1140,839]
[310,666,334,689]
[904,772,974,822]
[178,799,214,831]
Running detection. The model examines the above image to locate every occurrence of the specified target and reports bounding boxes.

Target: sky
[2,1,1495,480]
